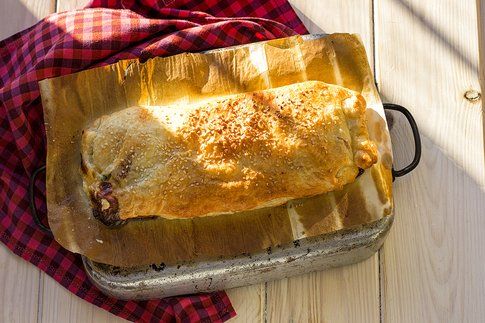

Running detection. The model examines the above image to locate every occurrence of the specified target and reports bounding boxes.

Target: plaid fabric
[0,0,307,322]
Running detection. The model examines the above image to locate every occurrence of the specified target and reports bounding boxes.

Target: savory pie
[81,81,377,225]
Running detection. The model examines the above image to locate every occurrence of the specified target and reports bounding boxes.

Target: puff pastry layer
[81,81,378,224]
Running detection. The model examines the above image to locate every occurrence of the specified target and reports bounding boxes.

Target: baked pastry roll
[81,81,378,225]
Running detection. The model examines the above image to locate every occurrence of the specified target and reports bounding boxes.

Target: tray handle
[383,103,421,180]
[29,165,52,234]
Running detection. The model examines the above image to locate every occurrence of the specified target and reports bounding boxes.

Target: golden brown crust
[81,81,377,223]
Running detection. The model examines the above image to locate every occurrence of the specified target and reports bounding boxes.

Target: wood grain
[40,274,125,323]
[56,0,90,12]
[226,286,265,323]
[375,0,485,322]
[0,0,55,40]
[0,245,40,323]
[266,257,379,322]
[265,2,380,323]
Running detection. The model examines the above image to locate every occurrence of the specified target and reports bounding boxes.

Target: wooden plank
[267,258,379,322]
[40,274,126,323]
[375,0,485,322]
[478,1,485,101]
[0,0,55,40]
[226,286,265,322]
[265,2,380,322]
[56,0,90,12]
[0,245,40,323]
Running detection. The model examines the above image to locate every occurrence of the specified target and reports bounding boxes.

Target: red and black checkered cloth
[0,0,307,321]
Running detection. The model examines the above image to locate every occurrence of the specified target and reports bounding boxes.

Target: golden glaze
[81,81,377,223]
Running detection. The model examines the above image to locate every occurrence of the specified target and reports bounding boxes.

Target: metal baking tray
[79,103,420,300]
[30,35,421,300]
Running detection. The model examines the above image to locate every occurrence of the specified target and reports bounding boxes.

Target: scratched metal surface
[83,216,392,300]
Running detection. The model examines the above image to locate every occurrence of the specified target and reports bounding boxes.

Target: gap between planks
[371,1,385,323]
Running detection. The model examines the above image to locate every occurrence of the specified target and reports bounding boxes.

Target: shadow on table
[393,0,478,73]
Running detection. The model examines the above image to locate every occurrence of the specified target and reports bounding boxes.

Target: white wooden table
[1,1,484,322]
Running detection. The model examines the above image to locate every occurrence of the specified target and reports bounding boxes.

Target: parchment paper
[39,34,393,266]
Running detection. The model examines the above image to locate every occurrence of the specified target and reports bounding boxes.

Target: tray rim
[83,215,393,300]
